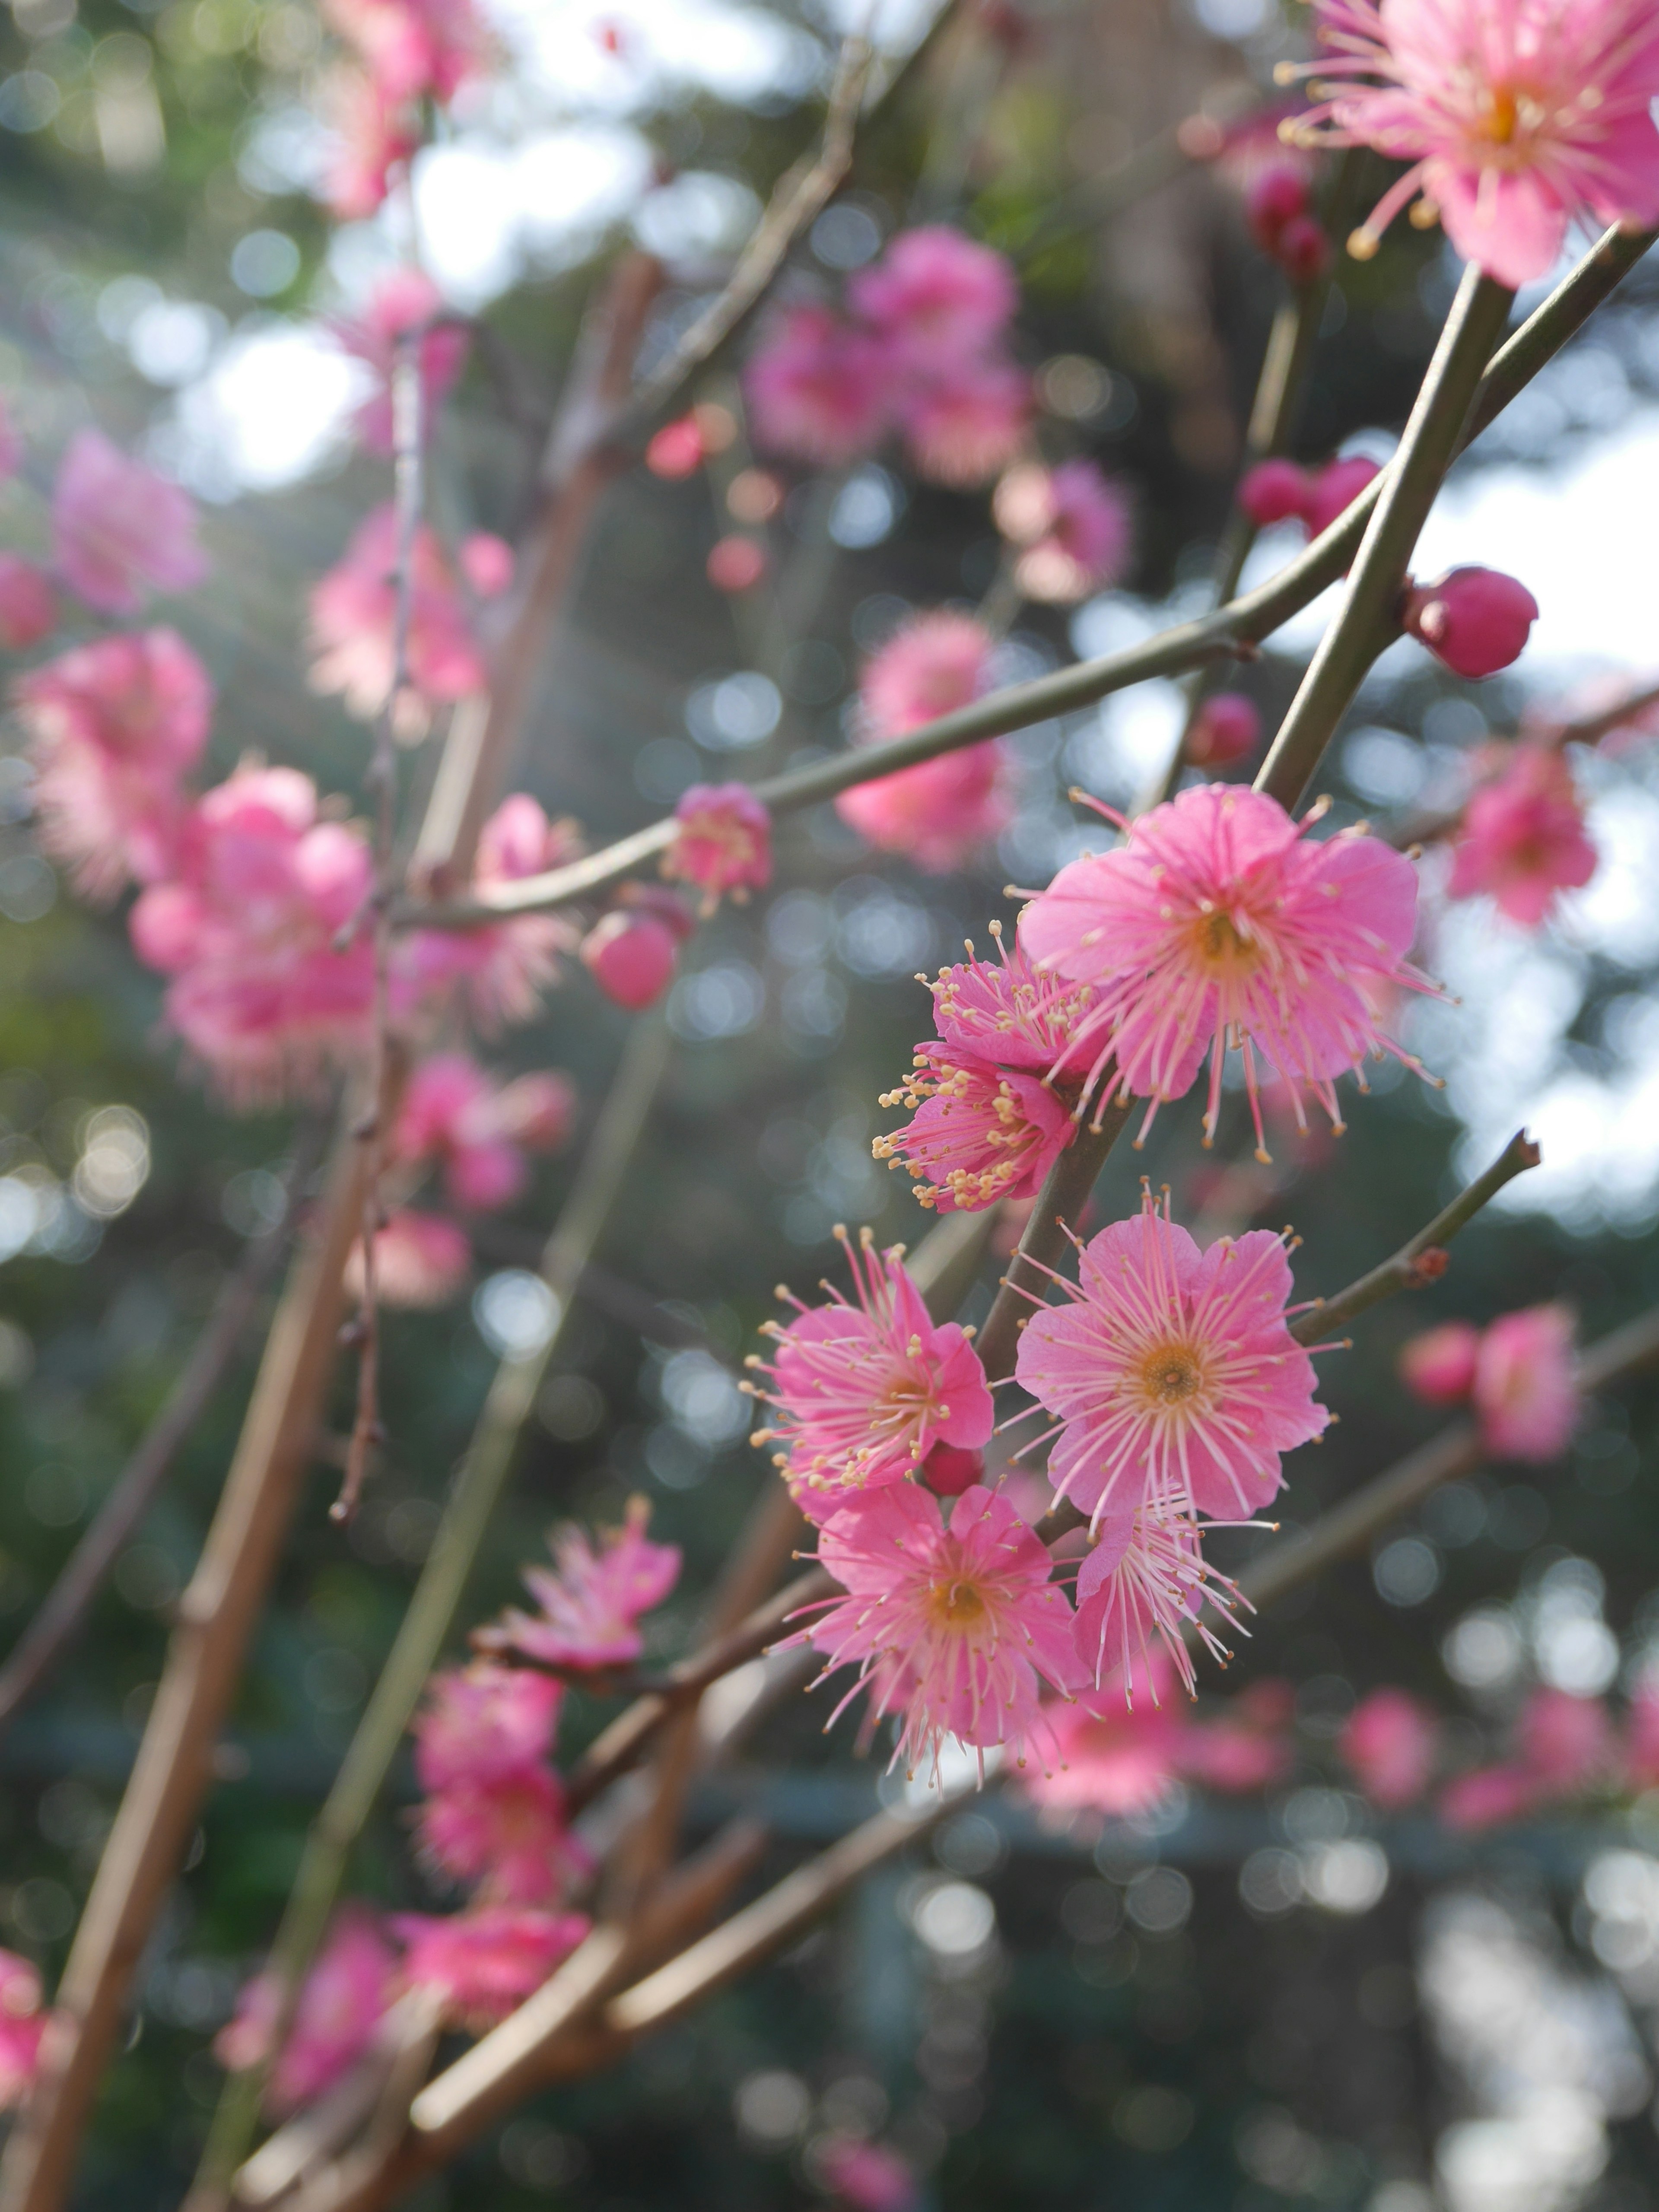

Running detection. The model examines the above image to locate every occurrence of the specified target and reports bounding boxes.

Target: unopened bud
[580,909,680,1010]
[1187,691,1262,767]
[1304,454,1381,538]
[1245,162,1311,251]
[1403,566,1539,678]
[922,1441,983,1496]
[1275,213,1333,285]
[1237,458,1310,528]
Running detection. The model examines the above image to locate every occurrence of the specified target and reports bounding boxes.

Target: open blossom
[661,782,772,912]
[400,794,580,1027]
[837,612,1009,871]
[750,1227,994,1519]
[310,505,486,735]
[417,1766,591,1906]
[1288,0,1659,286]
[393,1053,574,1211]
[345,1209,471,1309]
[0,555,58,650]
[994,460,1134,603]
[1015,1185,1329,1526]
[15,628,213,899]
[215,1910,396,2117]
[336,268,470,456]
[412,1663,564,1795]
[128,766,375,1100]
[1023,1681,1186,1815]
[1399,1319,1480,1403]
[321,0,489,102]
[1071,1481,1250,1700]
[477,1497,681,1671]
[849,226,1017,366]
[1473,1302,1577,1459]
[745,306,890,467]
[51,429,207,617]
[860,610,993,735]
[0,1951,44,2110]
[1449,744,1596,923]
[1020,782,1428,1152]
[800,1483,1080,1776]
[1340,1687,1439,1807]
[392,1908,590,2028]
[898,356,1030,488]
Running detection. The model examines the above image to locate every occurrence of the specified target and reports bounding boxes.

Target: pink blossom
[1404,566,1538,678]
[1276,215,1333,283]
[460,532,514,599]
[1023,1675,1186,1815]
[1449,744,1596,923]
[1071,1482,1249,1699]
[1186,693,1262,768]
[837,612,1009,871]
[393,1052,573,1211]
[1291,0,1659,287]
[1304,455,1381,537]
[875,1052,1076,1213]
[661,782,772,912]
[925,924,1093,1072]
[1179,1699,1294,1792]
[321,0,489,102]
[801,1483,1080,1775]
[478,1497,682,1670]
[899,357,1030,489]
[995,459,1134,604]
[412,1662,563,1795]
[750,1226,995,1520]
[1519,1684,1615,1792]
[744,306,890,467]
[417,1767,593,1906]
[322,71,418,219]
[1439,1761,1538,1831]
[128,765,376,1100]
[580,908,680,1008]
[215,1910,396,2117]
[1239,458,1313,528]
[817,2139,918,2212]
[50,430,207,617]
[344,1209,471,1309]
[849,226,1018,366]
[1246,162,1314,250]
[1399,1319,1481,1404]
[1014,1184,1329,1525]
[1340,1687,1440,1807]
[1019,782,1428,1151]
[859,610,994,734]
[335,268,469,456]
[391,1907,590,2028]
[400,795,579,1029]
[0,1951,44,2110]
[309,504,486,735]
[15,627,213,899]
[1472,1302,1577,1460]
[0,556,58,650]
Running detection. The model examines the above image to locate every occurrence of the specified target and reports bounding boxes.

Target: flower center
[928,1576,987,1628]
[1481,84,1519,144]
[1192,908,1260,972]
[1137,1340,1205,1406]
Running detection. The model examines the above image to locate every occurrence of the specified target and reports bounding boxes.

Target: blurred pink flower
[1023,1669,1187,1815]
[995,459,1134,603]
[1072,1483,1248,1700]
[1304,454,1380,537]
[1340,1687,1440,1807]
[399,794,579,1030]
[478,1497,681,1671]
[1472,1302,1577,1460]
[1239,458,1313,528]
[344,1208,471,1308]
[899,356,1030,488]
[412,1662,564,1795]
[1518,1684,1615,1792]
[392,1907,589,2027]
[1186,692,1261,768]
[860,609,993,734]
[15,627,213,899]
[705,535,768,593]
[0,1951,44,2110]
[322,71,419,219]
[393,1052,573,1211]
[1020,782,1428,1150]
[1294,0,1659,286]
[849,226,1017,366]
[817,2138,919,2212]
[51,430,207,617]
[661,782,772,912]
[128,765,376,1100]
[1399,1319,1481,1404]
[1179,1697,1294,1792]
[1449,744,1596,924]
[215,1909,396,2117]
[838,612,1009,871]
[1404,566,1538,678]
[801,1482,1080,1775]
[460,531,514,599]
[417,1767,593,1906]
[0,556,58,650]
[752,1227,994,1520]
[336,268,469,455]
[744,306,890,467]
[321,0,489,102]
[580,907,680,1008]
[309,504,486,735]
[1439,1761,1538,1831]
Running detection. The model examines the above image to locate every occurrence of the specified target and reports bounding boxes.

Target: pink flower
[750,1227,995,1520]
[460,532,513,599]
[1404,566,1538,678]
[1439,1761,1538,1831]
[1186,693,1262,768]
[335,268,469,456]
[1246,162,1314,250]
[215,1909,395,2117]
[1518,1684,1614,1792]
[1291,0,1659,287]
[1239,458,1313,527]
[321,0,488,102]
[925,923,1093,1072]
[322,71,418,219]
[0,556,58,650]
[0,1951,44,2110]
[1472,1302,1577,1459]
[875,1053,1076,1214]
[1340,1687,1440,1807]
[995,459,1134,604]
[309,504,486,735]
[661,782,772,912]
[645,414,706,478]
[1014,1184,1330,1525]
[801,1483,1080,1775]
[859,609,994,734]
[344,1209,471,1308]
[817,2139,918,2212]
[391,1907,590,2028]
[1399,1319,1481,1403]
[837,611,1009,871]
[1071,1483,1249,1699]
[1023,1672,1187,1814]
[849,226,1018,366]
[393,1052,573,1211]
[744,306,890,467]
[899,357,1030,489]
[1304,455,1381,537]
[400,795,579,1029]
[478,1497,682,1671]
[1276,215,1333,283]
[1179,1698,1294,1791]
[1449,744,1595,923]
[1019,782,1428,1151]
[50,430,207,617]
[15,628,213,899]
[580,908,680,1008]
[412,1663,563,1795]
[128,765,376,1100]
[417,1767,592,1906]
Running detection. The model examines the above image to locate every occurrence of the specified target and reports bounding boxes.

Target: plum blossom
[749,1226,995,1520]
[128,765,375,1100]
[848,226,1017,366]
[580,906,682,1008]
[215,1910,396,2117]
[51,430,207,617]
[336,268,469,456]
[897,357,1030,489]
[817,2140,918,2212]
[392,1908,590,2028]
[477,1497,682,1671]
[321,0,489,103]
[1403,566,1538,677]
[344,1209,471,1309]
[309,504,486,735]
[15,628,213,899]
[1019,782,1430,1153]
[400,795,581,1027]
[1237,454,1380,538]
[1288,0,1659,287]
[1071,1480,1250,1700]
[1179,1679,1295,1789]
[1399,1319,1481,1403]
[836,612,1010,871]
[661,782,772,912]
[1439,1761,1538,1830]
[1023,1680,1186,1814]
[1441,1686,1615,1828]
[416,1765,591,1906]
[322,70,419,219]
[798,1483,1080,1776]
[1340,1687,1440,1807]
[1186,693,1261,768]
[0,556,57,650]
[994,459,1135,603]
[392,1053,574,1211]
[1472,1302,1577,1459]
[411,1663,564,1795]
[0,1951,44,2109]
[1014,1184,1330,1526]
[1449,744,1596,922]
[745,306,890,467]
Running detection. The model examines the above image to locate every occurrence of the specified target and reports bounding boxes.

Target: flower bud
[1246,163,1311,250]
[705,535,768,593]
[1399,1320,1479,1405]
[580,911,679,1009]
[1404,566,1538,678]
[1237,458,1309,528]
[1187,691,1262,766]
[921,1441,984,1496]
[1274,213,1332,285]
[1304,454,1381,537]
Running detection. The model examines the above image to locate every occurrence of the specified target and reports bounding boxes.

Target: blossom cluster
[1400,1301,1579,1459]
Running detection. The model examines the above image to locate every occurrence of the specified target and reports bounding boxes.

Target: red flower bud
[1403,566,1539,679]
[1187,691,1262,766]
[580,911,679,1009]
[1237,458,1310,528]
[1245,163,1310,250]
[1274,214,1332,285]
[922,1442,984,1496]
[1305,454,1382,537]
